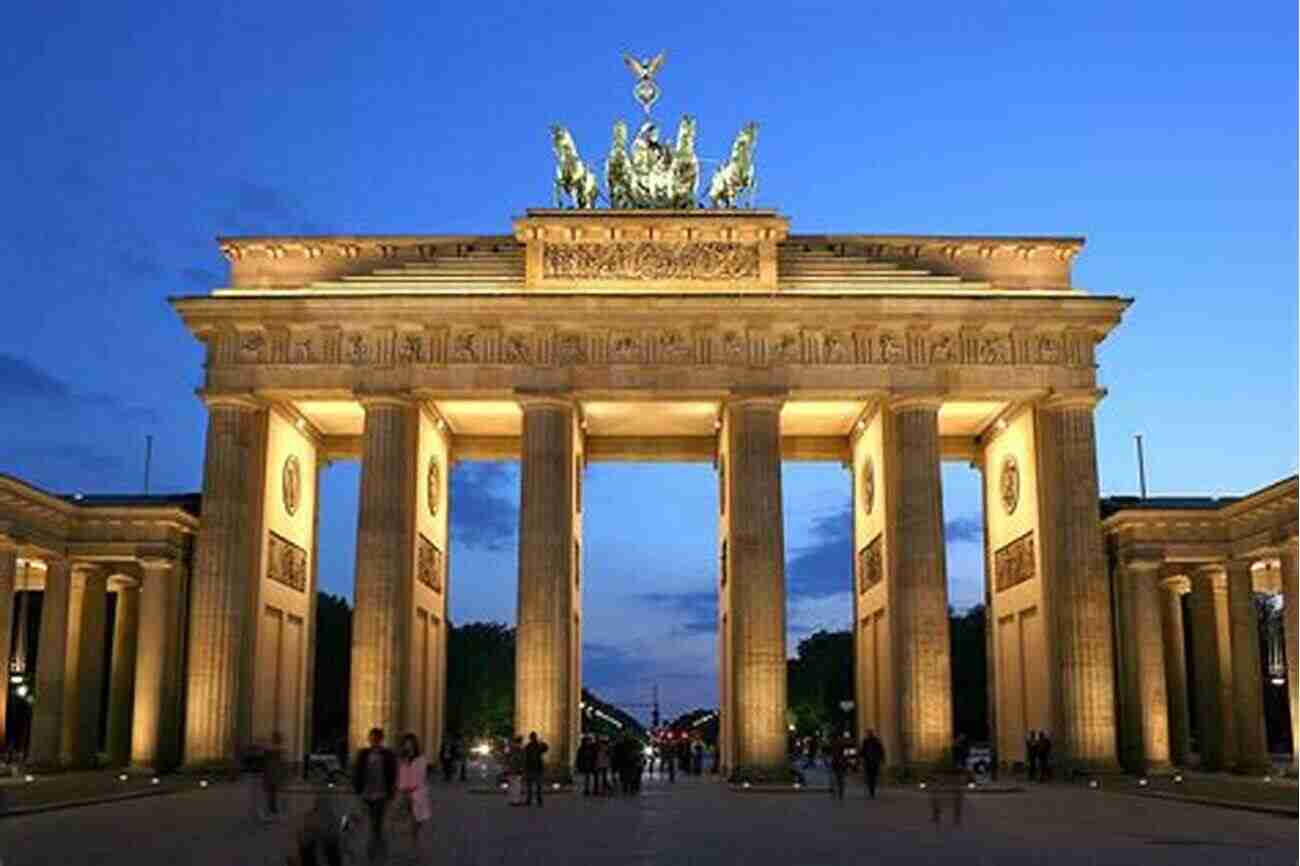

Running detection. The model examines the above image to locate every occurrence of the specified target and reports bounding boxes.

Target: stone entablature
[0,474,199,566]
[213,213,1084,293]
[1102,475,1299,566]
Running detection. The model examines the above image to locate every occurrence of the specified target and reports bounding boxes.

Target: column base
[1231,760,1272,777]
[729,764,800,785]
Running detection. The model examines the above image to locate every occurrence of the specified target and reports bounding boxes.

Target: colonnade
[1113,547,1298,774]
[0,546,189,772]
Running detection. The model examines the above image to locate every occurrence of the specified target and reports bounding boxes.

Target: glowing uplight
[199,779,209,788]
[24,774,35,783]
[967,782,976,790]
[1088,780,1099,789]
[1137,778,1148,787]
[472,743,491,757]
[918,782,927,790]
[118,774,128,782]
[551,782,560,790]
[151,777,160,785]
[1172,774,1183,784]
[742,782,751,789]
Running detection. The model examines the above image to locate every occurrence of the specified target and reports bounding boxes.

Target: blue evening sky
[1,2,1294,719]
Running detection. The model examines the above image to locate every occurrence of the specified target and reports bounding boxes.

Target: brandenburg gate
[169,203,1129,776]
[2,60,1294,782]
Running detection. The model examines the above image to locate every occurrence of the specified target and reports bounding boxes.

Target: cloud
[786,506,853,600]
[945,516,983,543]
[636,590,717,635]
[0,353,158,422]
[450,462,518,551]
[217,180,322,235]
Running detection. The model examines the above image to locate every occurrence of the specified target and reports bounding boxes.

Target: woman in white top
[397,733,432,843]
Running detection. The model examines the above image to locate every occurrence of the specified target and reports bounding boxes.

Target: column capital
[197,390,262,411]
[1159,574,1192,594]
[1041,388,1107,411]
[725,389,787,411]
[71,560,108,578]
[1120,555,1165,574]
[887,393,945,413]
[515,389,577,412]
[354,390,417,410]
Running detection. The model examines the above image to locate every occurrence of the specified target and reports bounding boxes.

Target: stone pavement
[0,770,1294,866]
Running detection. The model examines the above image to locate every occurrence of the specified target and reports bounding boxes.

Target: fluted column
[1188,566,1228,770]
[107,582,140,765]
[1226,558,1268,774]
[0,543,15,748]
[886,398,952,769]
[131,556,188,771]
[350,396,418,749]
[1281,541,1298,773]
[60,564,109,767]
[1159,575,1192,768]
[1117,559,1170,772]
[1037,393,1118,770]
[515,394,578,776]
[725,394,787,773]
[29,556,72,768]
[184,397,267,767]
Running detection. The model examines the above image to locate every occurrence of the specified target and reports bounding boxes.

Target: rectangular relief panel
[994,531,1036,593]
[267,532,309,593]
[857,534,883,593]
[417,534,444,593]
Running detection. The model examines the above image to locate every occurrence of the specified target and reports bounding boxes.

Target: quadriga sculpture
[708,122,758,208]
[551,125,600,209]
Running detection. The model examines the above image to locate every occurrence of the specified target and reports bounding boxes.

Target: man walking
[524,731,549,806]
[829,734,850,801]
[860,729,884,800]
[352,727,397,865]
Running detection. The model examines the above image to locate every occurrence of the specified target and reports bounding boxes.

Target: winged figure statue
[623,51,667,114]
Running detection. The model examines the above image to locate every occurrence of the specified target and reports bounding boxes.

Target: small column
[0,543,15,748]
[184,396,267,767]
[1188,566,1227,770]
[107,581,140,766]
[1117,559,1170,773]
[29,556,72,768]
[515,394,579,776]
[1211,571,1238,766]
[1281,541,1298,774]
[725,394,788,773]
[1158,575,1192,768]
[1036,393,1119,770]
[887,397,952,769]
[350,396,418,749]
[131,556,188,771]
[64,564,109,767]
[1226,558,1268,774]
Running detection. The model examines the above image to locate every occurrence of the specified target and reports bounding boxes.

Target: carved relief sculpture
[417,534,444,592]
[282,455,301,517]
[427,457,441,518]
[1000,454,1020,515]
[858,535,882,593]
[994,531,1035,592]
[542,242,759,281]
[267,531,308,592]
[861,457,875,515]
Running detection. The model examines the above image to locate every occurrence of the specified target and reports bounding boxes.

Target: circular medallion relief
[282,455,301,516]
[862,457,875,515]
[427,457,441,517]
[1000,454,1020,515]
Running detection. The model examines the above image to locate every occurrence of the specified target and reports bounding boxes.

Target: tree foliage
[445,621,516,738]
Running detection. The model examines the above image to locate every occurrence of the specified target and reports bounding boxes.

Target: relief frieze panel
[267,531,308,593]
[994,530,1036,593]
[542,241,760,282]
[214,324,1094,370]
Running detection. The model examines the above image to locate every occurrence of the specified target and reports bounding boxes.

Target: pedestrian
[665,740,676,783]
[691,739,704,775]
[953,734,970,776]
[292,792,345,866]
[1037,731,1052,781]
[507,736,526,805]
[397,733,432,846]
[1025,730,1038,782]
[523,731,548,806]
[352,727,398,865]
[439,740,455,783]
[927,770,965,828]
[595,736,612,794]
[456,736,468,782]
[829,734,849,801]
[860,729,884,799]
[577,735,596,795]
[263,731,288,822]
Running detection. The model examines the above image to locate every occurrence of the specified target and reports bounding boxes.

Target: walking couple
[352,727,433,863]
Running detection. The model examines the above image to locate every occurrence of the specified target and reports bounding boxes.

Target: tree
[949,605,989,741]
[445,622,515,738]
[786,630,854,736]
[311,592,351,751]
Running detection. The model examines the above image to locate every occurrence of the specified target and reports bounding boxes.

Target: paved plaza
[2,772,1294,866]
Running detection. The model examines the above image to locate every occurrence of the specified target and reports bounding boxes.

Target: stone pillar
[106,582,140,766]
[184,397,267,767]
[1158,575,1192,768]
[132,557,188,771]
[515,394,578,777]
[1281,541,1298,773]
[60,564,109,767]
[725,394,787,773]
[886,397,952,769]
[1188,566,1228,770]
[1117,559,1170,773]
[350,396,418,749]
[0,543,15,748]
[1226,558,1268,774]
[1036,394,1119,771]
[29,556,71,768]
[1212,571,1238,766]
